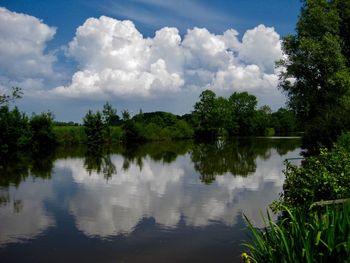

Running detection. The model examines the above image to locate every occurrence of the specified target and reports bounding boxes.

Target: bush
[0,106,30,153]
[337,132,350,152]
[281,145,350,208]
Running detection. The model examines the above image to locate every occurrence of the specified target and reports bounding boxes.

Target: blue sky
[0,0,301,121]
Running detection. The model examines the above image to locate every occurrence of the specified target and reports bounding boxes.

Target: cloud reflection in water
[54,148,300,238]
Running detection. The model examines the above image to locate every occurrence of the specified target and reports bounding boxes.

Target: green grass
[53,126,87,145]
[243,202,350,263]
[53,125,124,145]
[106,126,123,144]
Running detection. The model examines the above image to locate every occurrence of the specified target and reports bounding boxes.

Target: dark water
[0,138,301,263]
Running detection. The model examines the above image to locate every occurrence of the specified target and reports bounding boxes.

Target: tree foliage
[191,90,296,138]
[229,91,257,135]
[0,87,22,106]
[0,106,30,153]
[279,0,350,153]
[102,102,119,126]
[0,87,56,154]
[123,111,193,142]
[30,112,56,150]
[83,110,104,145]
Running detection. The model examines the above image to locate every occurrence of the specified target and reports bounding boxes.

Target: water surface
[0,138,300,262]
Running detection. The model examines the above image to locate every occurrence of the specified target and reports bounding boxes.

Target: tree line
[80,89,298,146]
[0,87,298,154]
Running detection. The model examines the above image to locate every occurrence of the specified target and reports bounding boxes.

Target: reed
[242,202,350,262]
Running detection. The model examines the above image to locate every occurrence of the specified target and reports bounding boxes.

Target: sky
[0,0,302,121]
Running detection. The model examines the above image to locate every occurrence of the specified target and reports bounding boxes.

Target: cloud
[0,7,56,84]
[54,17,184,98]
[53,16,284,102]
[238,24,283,73]
[0,9,286,117]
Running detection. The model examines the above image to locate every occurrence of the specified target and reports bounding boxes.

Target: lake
[0,138,301,263]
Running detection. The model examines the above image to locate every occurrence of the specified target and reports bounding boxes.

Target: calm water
[0,138,301,263]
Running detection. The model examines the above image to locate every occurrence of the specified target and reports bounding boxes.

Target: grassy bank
[242,133,350,262]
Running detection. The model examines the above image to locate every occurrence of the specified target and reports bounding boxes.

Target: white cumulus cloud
[0,7,56,83]
[53,15,284,101]
[0,9,286,113]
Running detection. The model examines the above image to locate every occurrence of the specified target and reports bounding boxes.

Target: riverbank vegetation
[243,0,350,261]
[0,88,56,154]
[243,136,350,262]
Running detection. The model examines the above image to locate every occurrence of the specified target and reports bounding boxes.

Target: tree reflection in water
[84,146,117,180]
[191,138,301,184]
[0,149,55,188]
[0,138,300,188]
[0,138,301,248]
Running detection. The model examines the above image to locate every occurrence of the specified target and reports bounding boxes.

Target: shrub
[0,106,30,152]
[280,145,350,208]
[337,132,350,152]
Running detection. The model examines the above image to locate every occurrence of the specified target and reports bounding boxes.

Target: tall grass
[53,126,87,145]
[242,202,350,263]
[53,126,123,145]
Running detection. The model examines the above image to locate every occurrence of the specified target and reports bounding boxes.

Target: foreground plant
[242,202,350,263]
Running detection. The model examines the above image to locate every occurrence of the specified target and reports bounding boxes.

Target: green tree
[102,102,119,126]
[271,108,297,135]
[102,102,119,143]
[0,87,30,153]
[30,112,56,150]
[0,106,30,153]
[279,0,350,153]
[193,90,220,137]
[216,96,237,137]
[229,91,258,135]
[121,109,130,121]
[83,110,104,145]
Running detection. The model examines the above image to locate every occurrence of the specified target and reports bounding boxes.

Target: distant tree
[83,110,104,145]
[0,106,30,153]
[229,91,257,135]
[193,90,219,137]
[252,106,272,136]
[102,102,119,126]
[216,96,234,136]
[30,112,56,150]
[0,87,22,106]
[0,87,30,153]
[271,108,297,134]
[121,110,130,121]
[259,105,272,116]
